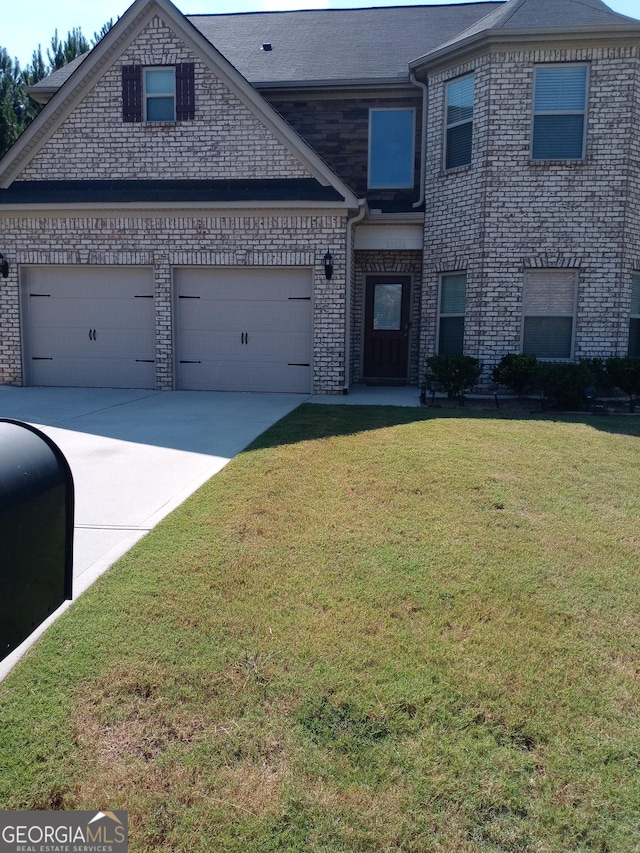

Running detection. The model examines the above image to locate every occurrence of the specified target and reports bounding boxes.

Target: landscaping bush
[605,357,640,411]
[423,354,482,400]
[492,354,538,397]
[579,357,608,393]
[537,361,593,410]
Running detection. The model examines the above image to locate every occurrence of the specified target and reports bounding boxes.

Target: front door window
[373,283,403,330]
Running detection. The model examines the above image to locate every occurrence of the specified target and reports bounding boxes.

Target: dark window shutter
[176,63,195,121]
[122,65,142,123]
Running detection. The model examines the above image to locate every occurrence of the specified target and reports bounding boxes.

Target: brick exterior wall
[0,211,348,393]
[272,94,423,203]
[19,15,311,182]
[1,14,355,395]
[353,250,422,384]
[422,44,640,381]
[623,52,640,348]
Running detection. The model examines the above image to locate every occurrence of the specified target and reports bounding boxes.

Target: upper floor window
[445,74,474,170]
[438,272,467,355]
[122,64,195,123]
[145,68,176,121]
[368,108,415,189]
[532,65,588,160]
[629,273,640,357]
[522,269,577,359]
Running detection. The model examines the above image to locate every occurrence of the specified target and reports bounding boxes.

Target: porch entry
[363,275,410,381]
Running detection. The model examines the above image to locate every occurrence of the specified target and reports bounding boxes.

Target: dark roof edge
[0,179,346,205]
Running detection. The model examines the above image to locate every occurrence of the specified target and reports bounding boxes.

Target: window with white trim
[522,269,577,359]
[629,273,640,357]
[438,272,467,355]
[445,74,474,170]
[368,108,415,189]
[145,67,176,122]
[532,65,588,160]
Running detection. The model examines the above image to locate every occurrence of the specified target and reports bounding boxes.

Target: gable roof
[411,0,640,68]
[188,4,503,86]
[0,0,360,204]
[29,2,503,99]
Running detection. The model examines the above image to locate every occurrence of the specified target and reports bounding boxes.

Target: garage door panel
[179,268,310,302]
[176,267,313,394]
[29,357,156,389]
[31,326,156,360]
[23,266,156,389]
[178,300,311,335]
[28,268,154,301]
[28,297,155,331]
[180,361,310,393]
[181,330,312,363]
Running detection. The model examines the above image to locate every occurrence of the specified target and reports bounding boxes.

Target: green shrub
[423,355,482,400]
[537,361,593,410]
[492,354,538,397]
[605,357,640,411]
[605,357,640,398]
[579,357,608,394]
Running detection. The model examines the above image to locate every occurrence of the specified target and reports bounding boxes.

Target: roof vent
[261,42,273,51]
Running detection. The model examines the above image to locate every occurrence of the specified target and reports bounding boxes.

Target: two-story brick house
[0,0,638,394]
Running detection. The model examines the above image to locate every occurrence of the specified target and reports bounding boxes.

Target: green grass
[1,404,639,852]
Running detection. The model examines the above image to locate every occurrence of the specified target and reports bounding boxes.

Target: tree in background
[47,28,90,72]
[0,20,115,158]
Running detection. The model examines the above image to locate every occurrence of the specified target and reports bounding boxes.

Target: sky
[3,0,640,69]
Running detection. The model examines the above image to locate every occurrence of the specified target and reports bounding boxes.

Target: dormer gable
[0,0,359,206]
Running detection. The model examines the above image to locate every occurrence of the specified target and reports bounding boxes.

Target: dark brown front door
[363,275,410,381]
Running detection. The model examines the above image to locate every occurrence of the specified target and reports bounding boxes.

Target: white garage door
[175,267,313,393]
[22,266,156,388]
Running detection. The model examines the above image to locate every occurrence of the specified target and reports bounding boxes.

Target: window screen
[446,74,474,170]
[532,65,587,160]
[523,269,576,359]
[145,68,176,122]
[439,272,467,355]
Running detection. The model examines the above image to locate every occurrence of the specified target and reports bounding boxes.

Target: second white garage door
[175,267,313,393]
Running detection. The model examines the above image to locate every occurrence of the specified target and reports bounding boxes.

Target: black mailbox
[0,419,74,661]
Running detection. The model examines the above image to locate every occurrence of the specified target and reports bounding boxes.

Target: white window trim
[444,72,475,172]
[437,271,467,355]
[521,269,579,361]
[530,63,589,162]
[143,66,176,123]
[367,107,416,190]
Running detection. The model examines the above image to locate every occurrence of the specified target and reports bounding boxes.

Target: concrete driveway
[0,386,306,678]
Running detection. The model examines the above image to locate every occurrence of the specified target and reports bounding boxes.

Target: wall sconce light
[323,250,333,280]
[0,254,8,279]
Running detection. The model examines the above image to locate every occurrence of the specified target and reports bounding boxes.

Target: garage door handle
[89,329,97,341]
[241,332,249,345]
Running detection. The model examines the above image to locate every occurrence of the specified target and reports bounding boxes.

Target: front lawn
[1,405,639,852]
